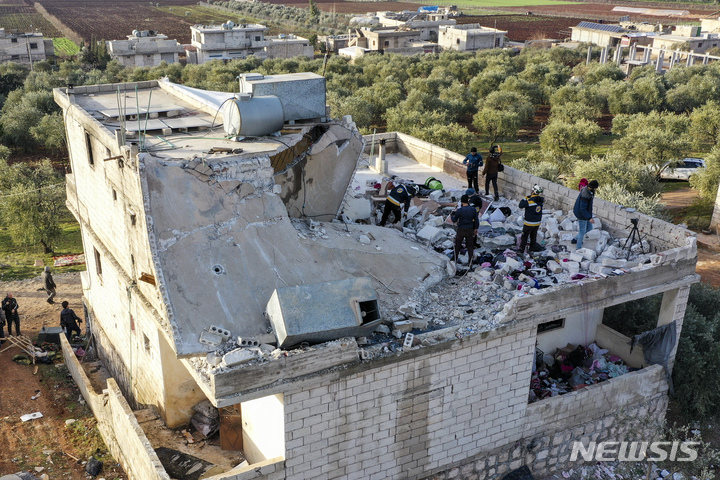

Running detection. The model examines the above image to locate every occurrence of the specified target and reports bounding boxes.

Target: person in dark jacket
[379,184,418,227]
[451,195,480,269]
[2,293,19,336]
[42,266,56,304]
[463,147,483,192]
[572,179,599,250]
[60,301,83,342]
[0,307,5,344]
[482,145,502,201]
[518,184,545,253]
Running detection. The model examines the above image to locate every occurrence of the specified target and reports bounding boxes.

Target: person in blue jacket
[518,184,544,253]
[572,179,599,250]
[463,147,483,192]
[379,184,418,227]
[451,194,479,269]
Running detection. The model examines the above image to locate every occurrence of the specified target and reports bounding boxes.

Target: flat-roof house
[54,75,697,480]
[107,31,184,67]
[438,24,507,51]
[0,28,53,64]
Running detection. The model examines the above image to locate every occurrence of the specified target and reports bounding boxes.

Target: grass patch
[0,206,84,281]
[661,180,691,193]
[53,37,80,57]
[0,13,62,37]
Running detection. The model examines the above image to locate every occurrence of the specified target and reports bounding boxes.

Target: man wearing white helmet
[518,184,545,253]
[379,183,418,227]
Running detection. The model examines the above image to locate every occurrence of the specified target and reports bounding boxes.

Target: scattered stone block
[411,318,428,330]
[358,235,371,245]
[569,252,584,263]
[206,352,222,366]
[505,256,522,271]
[417,225,443,243]
[403,333,414,349]
[375,324,391,334]
[562,261,580,274]
[392,320,413,334]
[588,263,612,275]
[223,348,257,366]
[559,219,574,231]
[576,248,596,261]
[547,260,562,274]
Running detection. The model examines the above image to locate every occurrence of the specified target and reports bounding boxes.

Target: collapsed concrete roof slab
[145,152,449,355]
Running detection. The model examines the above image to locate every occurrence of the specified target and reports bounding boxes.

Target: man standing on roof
[518,184,544,254]
[379,184,418,227]
[483,145,502,201]
[463,147,483,192]
[42,266,56,304]
[573,179,599,250]
[451,194,479,270]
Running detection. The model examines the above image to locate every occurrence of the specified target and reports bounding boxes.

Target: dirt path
[0,273,127,479]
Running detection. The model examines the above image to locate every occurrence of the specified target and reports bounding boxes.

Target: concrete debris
[222,347,259,367]
[199,325,231,348]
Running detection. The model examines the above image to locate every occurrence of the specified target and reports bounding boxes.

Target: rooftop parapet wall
[363,132,696,257]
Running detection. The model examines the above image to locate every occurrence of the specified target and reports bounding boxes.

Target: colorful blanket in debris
[53,254,86,267]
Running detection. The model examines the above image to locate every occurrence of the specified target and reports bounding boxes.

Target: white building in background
[188,21,269,63]
[438,23,507,51]
[107,31,184,67]
[0,28,54,65]
[265,34,313,59]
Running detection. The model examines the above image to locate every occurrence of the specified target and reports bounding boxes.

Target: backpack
[424,177,443,190]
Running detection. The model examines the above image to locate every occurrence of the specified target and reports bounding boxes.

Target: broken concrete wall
[535,310,602,357]
[240,394,285,464]
[276,123,364,222]
[61,335,171,480]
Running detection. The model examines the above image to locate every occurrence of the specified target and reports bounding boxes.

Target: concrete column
[656,286,690,372]
[687,54,694,67]
[655,50,665,72]
[586,45,592,65]
[704,54,710,65]
[669,50,678,69]
[643,47,651,64]
[628,43,636,62]
[710,181,720,233]
[614,46,622,65]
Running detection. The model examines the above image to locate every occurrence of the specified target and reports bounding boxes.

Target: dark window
[384,40,389,47]
[537,319,564,334]
[130,213,137,226]
[255,36,261,41]
[11,55,19,60]
[112,189,117,201]
[10,38,17,43]
[94,248,103,277]
[456,39,460,44]
[85,132,94,165]
[29,43,37,49]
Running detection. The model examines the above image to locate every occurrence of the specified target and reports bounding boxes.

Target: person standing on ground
[0,307,5,345]
[60,301,83,342]
[42,266,56,304]
[573,179,599,250]
[2,293,19,336]
[379,184,418,227]
[463,147,483,192]
[482,145,502,201]
[518,184,545,254]
[451,194,479,270]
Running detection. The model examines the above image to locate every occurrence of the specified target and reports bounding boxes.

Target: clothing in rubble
[463,148,483,192]
[573,180,598,250]
[42,266,56,304]
[518,187,544,253]
[2,293,19,336]
[60,301,83,342]
[451,195,479,267]
[379,184,417,227]
[631,321,676,393]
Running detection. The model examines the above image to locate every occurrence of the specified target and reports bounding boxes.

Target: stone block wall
[711,183,720,233]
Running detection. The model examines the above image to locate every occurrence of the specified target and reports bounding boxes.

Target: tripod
[622,219,644,259]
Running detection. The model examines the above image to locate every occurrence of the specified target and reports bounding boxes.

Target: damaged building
[54,76,697,480]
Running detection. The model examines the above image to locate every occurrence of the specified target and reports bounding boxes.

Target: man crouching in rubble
[451,194,479,271]
[379,184,418,227]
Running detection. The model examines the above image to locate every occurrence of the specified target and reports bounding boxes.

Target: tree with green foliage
[689,101,720,146]
[0,90,59,151]
[473,108,520,148]
[539,119,602,156]
[31,112,67,154]
[611,112,691,176]
[0,157,65,253]
[548,101,601,123]
[308,0,320,18]
[689,145,720,201]
[572,150,661,197]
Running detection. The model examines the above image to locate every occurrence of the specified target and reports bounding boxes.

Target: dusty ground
[0,273,127,479]
[0,188,717,478]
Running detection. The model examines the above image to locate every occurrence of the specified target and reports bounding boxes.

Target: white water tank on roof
[222,93,284,137]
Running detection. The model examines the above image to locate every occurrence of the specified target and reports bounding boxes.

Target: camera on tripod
[630,218,639,226]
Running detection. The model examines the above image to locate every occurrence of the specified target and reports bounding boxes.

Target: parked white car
[659,157,705,181]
